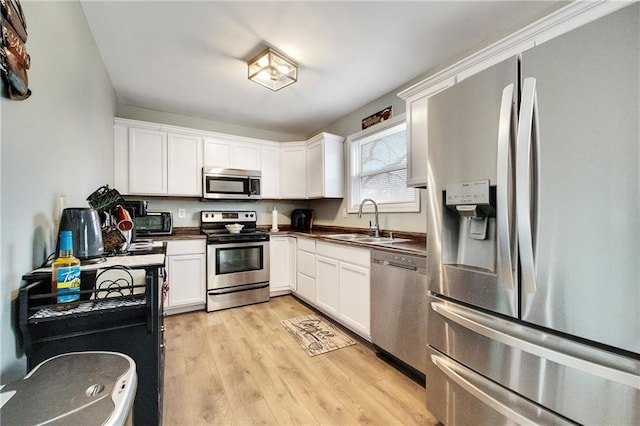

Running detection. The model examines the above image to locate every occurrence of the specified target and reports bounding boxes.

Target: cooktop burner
[200,210,269,243]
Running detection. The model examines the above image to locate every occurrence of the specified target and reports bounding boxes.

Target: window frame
[347,113,420,214]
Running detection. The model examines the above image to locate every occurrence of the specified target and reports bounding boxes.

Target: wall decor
[1,0,30,100]
[362,106,392,130]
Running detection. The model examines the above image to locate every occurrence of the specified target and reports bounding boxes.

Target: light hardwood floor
[162,295,439,425]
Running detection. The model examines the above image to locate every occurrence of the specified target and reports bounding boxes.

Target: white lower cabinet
[164,239,206,315]
[295,238,316,303]
[304,240,371,340]
[337,262,370,337]
[270,236,296,296]
[315,255,339,316]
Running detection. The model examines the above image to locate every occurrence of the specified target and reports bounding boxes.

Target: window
[348,113,419,213]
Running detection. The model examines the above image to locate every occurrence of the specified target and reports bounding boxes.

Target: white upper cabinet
[203,137,261,170]
[260,143,280,199]
[306,133,344,198]
[234,142,261,170]
[115,118,345,199]
[280,142,307,199]
[115,119,203,196]
[167,133,202,196]
[128,127,167,195]
[202,137,232,168]
[403,79,454,188]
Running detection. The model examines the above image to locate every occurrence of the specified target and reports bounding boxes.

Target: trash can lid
[0,351,137,426]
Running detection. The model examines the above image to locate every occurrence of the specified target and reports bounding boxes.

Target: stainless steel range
[200,210,270,312]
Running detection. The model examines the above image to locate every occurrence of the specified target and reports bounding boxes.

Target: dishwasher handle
[371,253,427,275]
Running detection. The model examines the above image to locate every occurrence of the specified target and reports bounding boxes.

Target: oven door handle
[208,282,269,295]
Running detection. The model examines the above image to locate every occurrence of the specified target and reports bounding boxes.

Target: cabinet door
[280,144,307,198]
[296,273,315,304]
[288,238,297,292]
[234,143,261,170]
[129,128,167,195]
[203,137,233,168]
[406,79,453,188]
[167,133,202,196]
[306,138,323,198]
[261,145,280,198]
[315,255,339,315]
[166,253,206,311]
[114,124,129,193]
[270,237,291,294]
[407,94,429,188]
[297,249,315,278]
[339,262,370,337]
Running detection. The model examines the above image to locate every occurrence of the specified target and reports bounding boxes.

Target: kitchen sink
[325,234,411,245]
[324,233,369,240]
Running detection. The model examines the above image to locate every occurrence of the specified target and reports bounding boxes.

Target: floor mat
[280,314,356,356]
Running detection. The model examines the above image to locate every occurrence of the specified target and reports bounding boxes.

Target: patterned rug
[281,314,356,356]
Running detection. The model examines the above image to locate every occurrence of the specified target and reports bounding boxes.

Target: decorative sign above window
[1,0,30,100]
[362,106,392,130]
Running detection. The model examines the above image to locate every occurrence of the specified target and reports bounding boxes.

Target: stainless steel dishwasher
[371,249,427,375]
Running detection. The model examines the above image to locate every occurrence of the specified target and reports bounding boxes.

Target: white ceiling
[80,1,564,137]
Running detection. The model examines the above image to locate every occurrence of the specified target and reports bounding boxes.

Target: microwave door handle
[496,83,516,293]
[516,78,539,294]
[243,176,251,196]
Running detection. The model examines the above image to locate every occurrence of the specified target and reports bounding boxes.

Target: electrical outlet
[178,208,186,218]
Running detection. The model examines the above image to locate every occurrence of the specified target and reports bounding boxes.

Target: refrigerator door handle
[430,352,570,426]
[516,77,539,294]
[496,83,516,291]
[431,298,640,389]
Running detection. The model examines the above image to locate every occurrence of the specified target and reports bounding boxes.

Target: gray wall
[0,1,117,382]
[307,89,428,233]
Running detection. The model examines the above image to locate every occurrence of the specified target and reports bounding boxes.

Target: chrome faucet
[358,198,380,237]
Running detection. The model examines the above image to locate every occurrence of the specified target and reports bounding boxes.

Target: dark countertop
[158,226,426,256]
[263,225,427,257]
[149,227,205,241]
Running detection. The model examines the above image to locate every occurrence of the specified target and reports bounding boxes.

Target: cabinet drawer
[296,272,315,303]
[165,239,206,255]
[297,238,316,253]
[316,241,370,268]
[297,250,315,277]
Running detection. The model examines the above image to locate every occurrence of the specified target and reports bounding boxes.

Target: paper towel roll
[271,207,279,232]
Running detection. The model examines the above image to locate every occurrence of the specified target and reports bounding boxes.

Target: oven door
[207,241,269,289]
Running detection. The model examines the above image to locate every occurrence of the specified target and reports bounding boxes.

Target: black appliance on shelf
[291,209,314,232]
[120,200,148,242]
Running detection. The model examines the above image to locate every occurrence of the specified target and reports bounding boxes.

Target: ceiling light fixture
[247,47,298,91]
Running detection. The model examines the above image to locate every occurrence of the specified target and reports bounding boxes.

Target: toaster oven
[134,211,173,236]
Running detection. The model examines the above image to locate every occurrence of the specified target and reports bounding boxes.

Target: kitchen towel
[280,314,356,356]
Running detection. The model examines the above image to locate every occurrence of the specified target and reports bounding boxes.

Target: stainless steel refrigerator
[425,4,639,425]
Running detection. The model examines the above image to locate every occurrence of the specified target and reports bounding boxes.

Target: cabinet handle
[160,325,166,332]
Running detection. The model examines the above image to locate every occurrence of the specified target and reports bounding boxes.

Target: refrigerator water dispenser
[442,180,496,272]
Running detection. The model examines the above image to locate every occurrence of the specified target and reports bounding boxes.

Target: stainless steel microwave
[202,168,262,200]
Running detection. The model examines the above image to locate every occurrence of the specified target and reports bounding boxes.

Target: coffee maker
[291,209,314,232]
